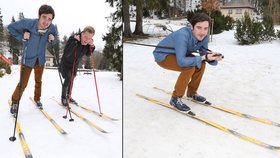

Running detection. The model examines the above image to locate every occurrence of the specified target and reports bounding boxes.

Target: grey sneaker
[35,101,43,109]
[188,94,207,103]
[170,96,191,112]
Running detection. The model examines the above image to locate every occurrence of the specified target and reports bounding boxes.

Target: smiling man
[59,26,95,107]
[8,4,57,115]
[153,13,223,113]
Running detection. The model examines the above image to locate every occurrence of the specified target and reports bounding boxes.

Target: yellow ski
[29,97,68,135]
[8,100,33,158]
[71,102,119,121]
[51,98,109,133]
[136,94,280,150]
[153,87,280,127]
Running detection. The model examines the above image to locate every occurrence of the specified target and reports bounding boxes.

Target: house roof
[45,50,54,58]
[220,0,255,9]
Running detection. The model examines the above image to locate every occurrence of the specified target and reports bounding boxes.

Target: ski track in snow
[0,67,122,158]
[124,21,280,158]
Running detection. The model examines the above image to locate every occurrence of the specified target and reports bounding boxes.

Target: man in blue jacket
[9,4,57,114]
[153,13,223,113]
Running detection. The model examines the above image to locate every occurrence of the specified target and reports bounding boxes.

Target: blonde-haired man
[59,26,95,106]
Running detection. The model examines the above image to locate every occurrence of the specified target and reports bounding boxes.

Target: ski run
[124,25,280,158]
[153,87,280,127]
[1,67,122,158]
[136,92,280,150]
[8,100,33,158]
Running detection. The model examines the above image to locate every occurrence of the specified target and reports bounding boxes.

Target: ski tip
[204,101,212,105]
[100,129,110,134]
[61,131,68,135]
[187,111,196,116]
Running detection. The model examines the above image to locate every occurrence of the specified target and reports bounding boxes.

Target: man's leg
[157,55,196,97]
[34,60,45,102]
[11,65,33,103]
[61,69,71,106]
[187,62,206,97]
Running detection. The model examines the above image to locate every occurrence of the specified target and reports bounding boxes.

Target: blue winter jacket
[8,18,57,68]
[153,27,217,68]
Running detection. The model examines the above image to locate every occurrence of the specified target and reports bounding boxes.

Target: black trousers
[60,64,76,99]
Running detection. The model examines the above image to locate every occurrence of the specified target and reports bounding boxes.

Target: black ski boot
[69,97,77,104]
[61,97,69,107]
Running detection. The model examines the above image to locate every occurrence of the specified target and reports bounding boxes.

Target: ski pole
[51,41,63,85]
[124,42,223,58]
[50,41,73,121]
[62,48,77,122]
[9,38,28,141]
[91,48,102,114]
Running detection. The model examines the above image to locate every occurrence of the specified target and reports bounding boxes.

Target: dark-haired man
[8,4,57,114]
[153,13,223,113]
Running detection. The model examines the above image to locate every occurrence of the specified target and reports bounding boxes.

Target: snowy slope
[124,23,280,158]
[0,67,122,158]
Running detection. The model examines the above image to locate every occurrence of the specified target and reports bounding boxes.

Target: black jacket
[59,34,95,78]
[60,34,95,77]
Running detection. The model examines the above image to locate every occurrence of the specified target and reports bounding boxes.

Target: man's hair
[39,4,55,19]
[82,26,95,34]
[190,13,210,27]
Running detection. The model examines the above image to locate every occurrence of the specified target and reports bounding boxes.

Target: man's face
[81,31,94,45]
[192,21,209,41]
[38,13,53,30]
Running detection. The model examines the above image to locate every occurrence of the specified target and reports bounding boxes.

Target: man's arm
[63,36,78,57]
[174,33,197,67]
[7,19,29,41]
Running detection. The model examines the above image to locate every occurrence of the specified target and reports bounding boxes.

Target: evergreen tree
[0,8,4,42]
[84,56,91,69]
[104,0,122,80]
[235,12,257,45]
[234,19,247,45]
[18,12,24,20]
[224,15,234,31]
[277,30,280,39]
[77,28,81,34]
[0,8,4,54]
[47,25,60,67]
[8,16,21,64]
[250,20,263,44]
[234,12,276,45]
[210,10,225,34]
[262,14,276,41]
[60,35,68,53]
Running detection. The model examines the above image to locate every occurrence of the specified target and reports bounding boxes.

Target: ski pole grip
[23,29,30,41]
[213,53,224,58]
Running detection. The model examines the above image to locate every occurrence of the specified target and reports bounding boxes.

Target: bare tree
[267,0,280,23]
[133,0,144,35]
[123,0,132,37]
[201,0,220,15]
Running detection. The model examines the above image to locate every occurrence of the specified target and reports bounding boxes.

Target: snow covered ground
[124,22,280,158]
[0,67,122,158]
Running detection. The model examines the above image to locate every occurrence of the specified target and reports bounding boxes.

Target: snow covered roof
[221,0,255,9]
[45,49,54,58]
